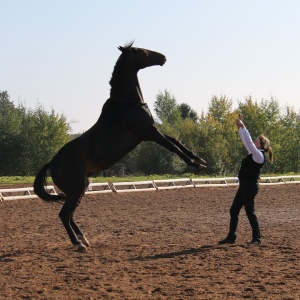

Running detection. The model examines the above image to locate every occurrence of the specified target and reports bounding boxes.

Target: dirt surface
[0,183,299,300]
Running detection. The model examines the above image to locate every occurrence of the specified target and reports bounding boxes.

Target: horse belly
[50,121,142,180]
[86,131,141,171]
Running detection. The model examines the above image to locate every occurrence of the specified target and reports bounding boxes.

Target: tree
[178,103,199,121]
[126,141,175,175]
[0,91,71,176]
[154,90,181,124]
[276,106,300,173]
[208,95,233,125]
[19,104,70,175]
[197,112,231,175]
[0,91,24,174]
[199,95,239,175]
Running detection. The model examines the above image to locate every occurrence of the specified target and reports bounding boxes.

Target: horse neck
[110,69,144,103]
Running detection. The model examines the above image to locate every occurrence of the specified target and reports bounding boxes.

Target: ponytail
[259,134,274,164]
[266,146,274,164]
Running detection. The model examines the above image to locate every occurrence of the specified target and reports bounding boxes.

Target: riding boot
[218,233,236,244]
[218,217,237,244]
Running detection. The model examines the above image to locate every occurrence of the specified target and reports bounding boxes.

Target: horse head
[118,41,167,70]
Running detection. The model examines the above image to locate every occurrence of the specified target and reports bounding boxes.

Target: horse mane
[109,41,135,90]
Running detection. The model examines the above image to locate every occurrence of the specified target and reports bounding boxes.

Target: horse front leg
[164,134,206,166]
[147,128,206,169]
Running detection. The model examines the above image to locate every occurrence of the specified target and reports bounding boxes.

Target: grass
[1,173,299,185]
[0,174,198,185]
[0,176,36,185]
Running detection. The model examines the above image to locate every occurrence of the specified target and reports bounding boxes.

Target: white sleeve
[238,127,265,164]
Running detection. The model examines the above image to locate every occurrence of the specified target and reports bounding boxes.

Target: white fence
[85,182,112,194]
[1,175,300,201]
[110,180,156,193]
[0,186,57,201]
[153,178,195,190]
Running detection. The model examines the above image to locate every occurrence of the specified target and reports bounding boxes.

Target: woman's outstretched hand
[235,114,245,129]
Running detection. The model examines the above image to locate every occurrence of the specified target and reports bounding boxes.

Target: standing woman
[219,114,273,245]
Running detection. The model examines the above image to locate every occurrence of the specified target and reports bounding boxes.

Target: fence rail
[111,180,157,193]
[1,175,299,201]
[153,178,195,190]
[0,186,57,201]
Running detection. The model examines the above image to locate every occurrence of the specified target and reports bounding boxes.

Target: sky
[1,0,300,133]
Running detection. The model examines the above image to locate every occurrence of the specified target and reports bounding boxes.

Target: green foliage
[154,90,181,124]
[150,92,300,176]
[0,91,70,176]
[2,89,300,177]
[208,95,233,124]
[178,103,199,121]
[275,106,300,173]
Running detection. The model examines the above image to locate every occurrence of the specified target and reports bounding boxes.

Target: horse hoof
[198,164,207,169]
[77,243,87,252]
[78,235,90,247]
[195,158,207,167]
[81,239,90,247]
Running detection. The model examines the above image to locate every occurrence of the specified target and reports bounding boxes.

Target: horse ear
[127,40,135,48]
[119,41,135,52]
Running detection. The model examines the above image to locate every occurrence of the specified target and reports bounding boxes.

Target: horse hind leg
[59,193,87,252]
[75,176,91,247]
[70,216,90,247]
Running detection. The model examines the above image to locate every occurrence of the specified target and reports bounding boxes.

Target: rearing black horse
[34,42,206,251]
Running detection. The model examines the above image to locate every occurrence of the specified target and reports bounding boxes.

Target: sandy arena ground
[0,183,299,299]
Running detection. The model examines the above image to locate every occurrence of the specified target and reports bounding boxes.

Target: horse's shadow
[129,245,215,261]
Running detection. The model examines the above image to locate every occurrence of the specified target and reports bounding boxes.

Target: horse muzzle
[159,56,167,66]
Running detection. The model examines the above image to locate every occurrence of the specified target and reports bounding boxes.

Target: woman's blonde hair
[259,134,274,163]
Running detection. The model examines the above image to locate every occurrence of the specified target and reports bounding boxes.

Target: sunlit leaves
[0,91,70,176]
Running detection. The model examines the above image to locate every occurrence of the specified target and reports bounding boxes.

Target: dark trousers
[228,181,261,240]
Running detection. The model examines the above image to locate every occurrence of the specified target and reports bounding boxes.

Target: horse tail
[33,163,66,202]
